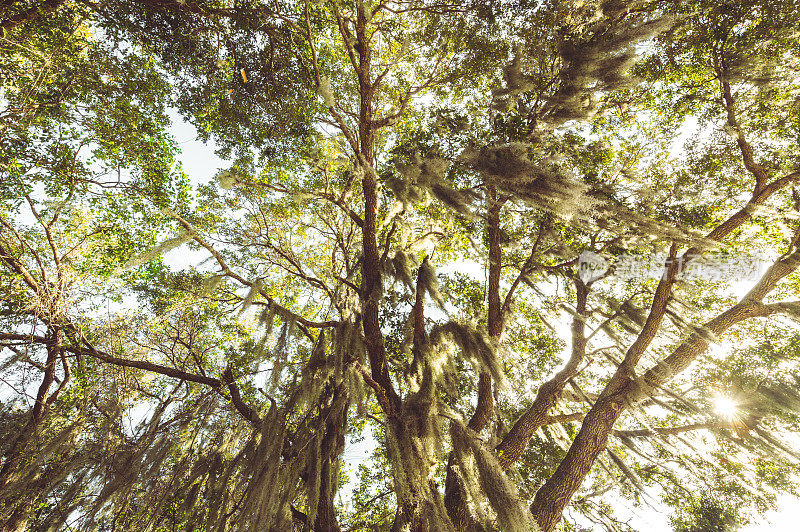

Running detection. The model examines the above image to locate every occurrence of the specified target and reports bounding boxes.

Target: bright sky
[628,494,800,532]
[170,112,800,531]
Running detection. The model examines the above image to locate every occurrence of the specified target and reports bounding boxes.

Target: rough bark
[529,251,800,531]
[352,0,400,418]
[340,6,447,530]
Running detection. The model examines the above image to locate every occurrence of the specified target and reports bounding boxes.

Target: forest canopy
[2,0,800,531]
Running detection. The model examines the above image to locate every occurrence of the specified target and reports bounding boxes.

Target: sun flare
[713,395,739,421]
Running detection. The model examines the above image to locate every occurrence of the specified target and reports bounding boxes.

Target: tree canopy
[2,0,800,531]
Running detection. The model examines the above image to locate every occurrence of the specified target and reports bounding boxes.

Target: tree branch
[222,368,262,425]
[613,422,723,438]
[164,209,339,328]
[529,249,800,531]
[0,0,65,37]
[495,279,589,468]
[714,51,769,194]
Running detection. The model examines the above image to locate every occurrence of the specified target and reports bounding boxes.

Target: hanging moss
[419,257,445,309]
[429,321,504,387]
[450,419,538,532]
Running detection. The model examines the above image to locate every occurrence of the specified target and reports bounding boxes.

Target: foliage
[2,0,800,531]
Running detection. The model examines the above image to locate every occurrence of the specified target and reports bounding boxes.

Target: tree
[2,0,800,531]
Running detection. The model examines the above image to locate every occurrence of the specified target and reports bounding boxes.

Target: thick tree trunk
[314,384,348,532]
[353,0,400,418]
[530,392,624,531]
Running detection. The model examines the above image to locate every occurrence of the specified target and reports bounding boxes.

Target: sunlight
[713,395,739,421]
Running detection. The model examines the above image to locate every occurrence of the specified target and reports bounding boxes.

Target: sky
[169,112,800,531]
